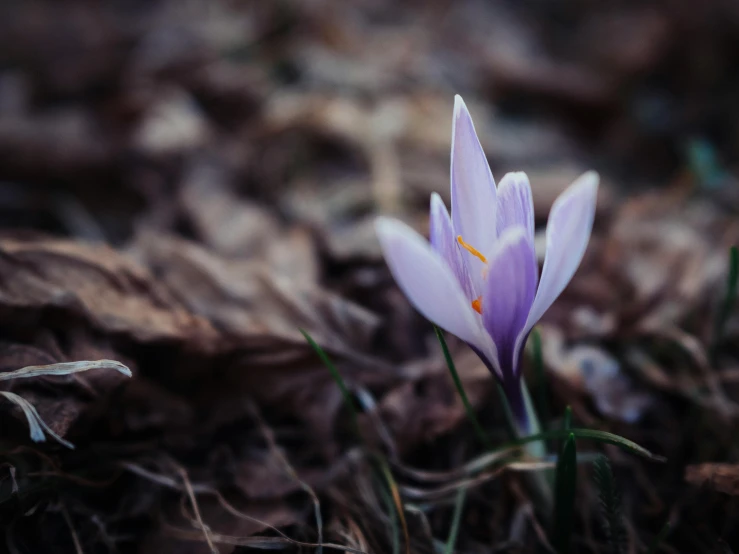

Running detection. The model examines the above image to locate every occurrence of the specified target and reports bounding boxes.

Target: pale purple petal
[481,227,538,378]
[375,217,483,348]
[523,171,599,335]
[496,171,535,241]
[429,193,475,300]
[495,171,538,363]
[450,95,497,274]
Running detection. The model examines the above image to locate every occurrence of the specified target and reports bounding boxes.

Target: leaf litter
[0,0,739,552]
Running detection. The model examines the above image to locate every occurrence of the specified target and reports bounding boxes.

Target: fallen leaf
[686,464,739,496]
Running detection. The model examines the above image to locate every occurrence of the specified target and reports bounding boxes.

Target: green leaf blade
[593,455,626,554]
[499,428,665,462]
[552,432,577,554]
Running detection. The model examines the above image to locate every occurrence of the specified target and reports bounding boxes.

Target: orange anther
[457,235,487,263]
[471,297,483,314]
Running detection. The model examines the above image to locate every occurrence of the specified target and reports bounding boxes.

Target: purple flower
[376,95,598,431]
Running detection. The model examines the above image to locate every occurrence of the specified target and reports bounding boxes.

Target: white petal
[375,217,484,348]
[450,95,497,273]
[523,171,599,334]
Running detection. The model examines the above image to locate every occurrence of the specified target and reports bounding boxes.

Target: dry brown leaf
[129,231,381,358]
[685,463,739,496]
[0,234,221,350]
[612,192,732,328]
[378,347,494,453]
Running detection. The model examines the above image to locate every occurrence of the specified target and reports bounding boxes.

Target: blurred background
[1,1,739,553]
[1,0,739,240]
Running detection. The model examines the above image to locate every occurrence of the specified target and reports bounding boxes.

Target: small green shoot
[435,326,494,451]
[593,455,626,554]
[563,405,572,431]
[559,405,573,454]
[551,432,577,554]
[711,245,739,364]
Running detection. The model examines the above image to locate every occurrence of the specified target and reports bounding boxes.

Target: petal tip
[374,216,398,240]
[557,170,600,208]
[495,225,530,250]
[499,170,530,186]
[577,170,600,192]
[429,192,447,214]
[453,94,470,122]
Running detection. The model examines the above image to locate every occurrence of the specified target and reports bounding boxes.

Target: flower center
[456,235,485,314]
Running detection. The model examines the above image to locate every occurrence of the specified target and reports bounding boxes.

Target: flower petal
[450,95,497,270]
[429,193,475,300]
[523,171,599,334]
[496,171,535,241]
[375,216,483,348]
[495,172,538,367]
[481,227,538,378]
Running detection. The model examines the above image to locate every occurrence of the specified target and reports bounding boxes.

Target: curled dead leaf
[685,463,739,496]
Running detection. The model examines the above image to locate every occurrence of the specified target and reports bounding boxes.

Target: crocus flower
[376,95,598,434]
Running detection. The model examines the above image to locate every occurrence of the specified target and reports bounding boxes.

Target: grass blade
[434,326,494,451]
[378,458,411,554]
[499,428,665,462]
[300,329,361,438]
[444,487,467,554]
[551,432,577,554]
[712,245,739,364]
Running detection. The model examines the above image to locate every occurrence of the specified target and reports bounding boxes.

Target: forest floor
[1,1,739,552]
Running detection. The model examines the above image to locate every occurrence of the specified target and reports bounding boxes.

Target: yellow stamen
[471,297,483,314]
[457,235,487,263]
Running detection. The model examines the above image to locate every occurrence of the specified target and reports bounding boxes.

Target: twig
[247,400,324,554]
[60,501,85,554]
[174,465,218,553]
